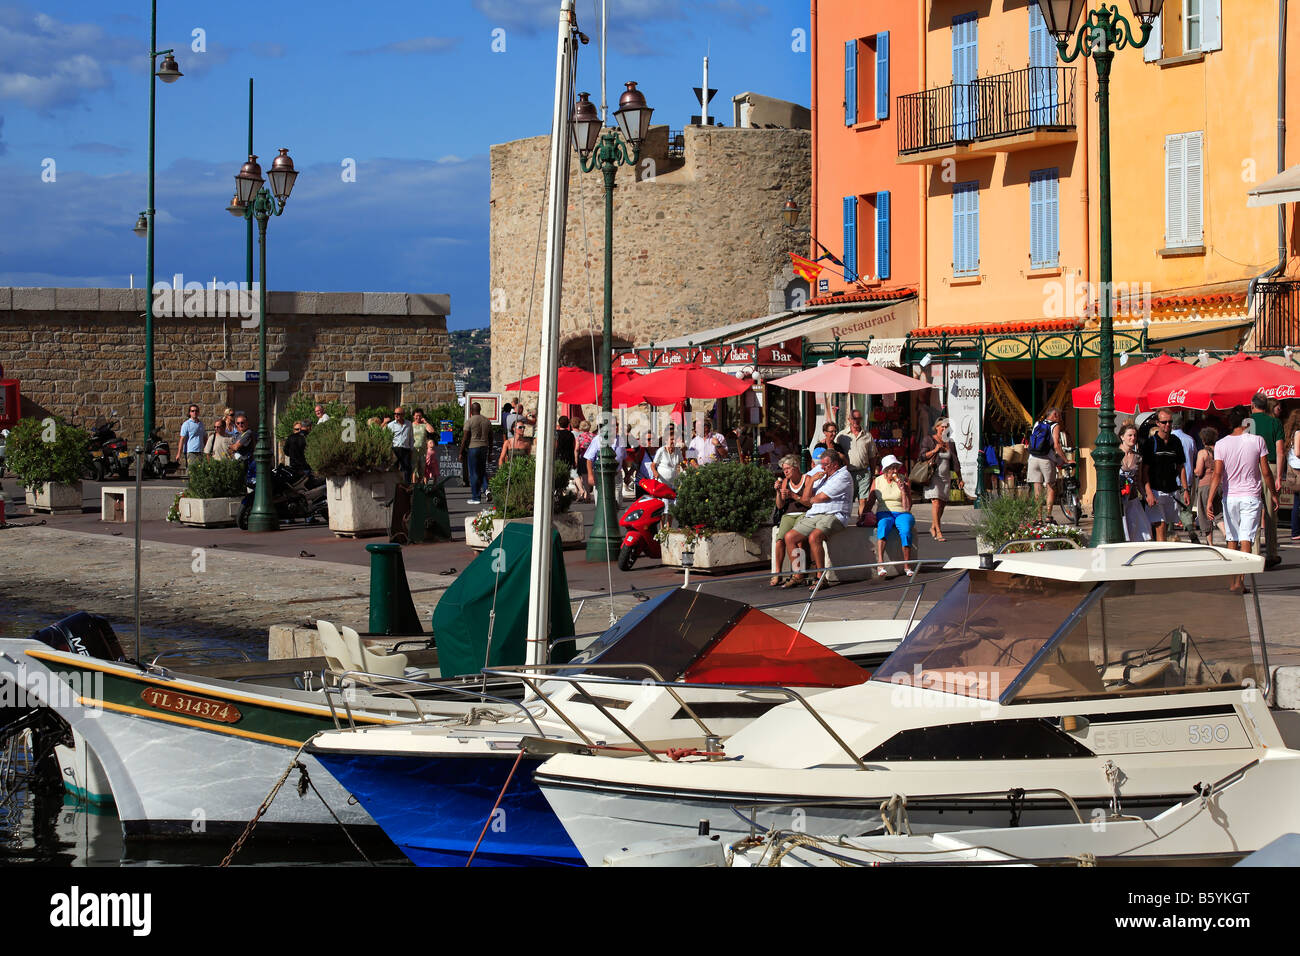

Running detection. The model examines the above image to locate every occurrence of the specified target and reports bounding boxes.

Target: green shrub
[6,417,90,493]
[487,455,575,519]
[304,418,396,477]
[357,405,393,425]
[276,393,347,441]
[970,491,1048,551]
[185,457,246,498]
[671,460,773,537]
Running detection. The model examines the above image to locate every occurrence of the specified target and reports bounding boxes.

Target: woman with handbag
[770,454,812,587]
[1118,423,1153,542]
[917,417,958,541]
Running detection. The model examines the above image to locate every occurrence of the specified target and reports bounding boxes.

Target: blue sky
[0,1,810,329]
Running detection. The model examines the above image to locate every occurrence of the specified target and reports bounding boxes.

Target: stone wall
[489,124,811,390]
[0,287,453,440]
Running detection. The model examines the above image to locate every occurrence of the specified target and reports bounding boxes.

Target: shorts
[793,513,846,537]
[1222,496,1261,543]
[849,468,873,500]
[1145,489,1180,526]
[875,511,915,547]
[776,512,804,539]
[1026,455,1055,485]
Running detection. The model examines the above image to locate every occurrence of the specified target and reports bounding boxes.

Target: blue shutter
[875,32,890,120]
[1202,0,1222,52]
[954,181,979,276]
[845,40,857,126]
[1030,172,1044,268]
[952,14,978,140]
[1030,169,1060,269]
[843,195,858,282]
[1029,5,1057,124]
[876,191,891,280]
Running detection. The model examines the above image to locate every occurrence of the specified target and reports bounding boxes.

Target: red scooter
[617,478,676,571]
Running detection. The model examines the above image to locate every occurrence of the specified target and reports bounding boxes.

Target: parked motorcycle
[617,477,676,571]
[237,462,328,530]
[85,419,132,482]
[142,427,179,479]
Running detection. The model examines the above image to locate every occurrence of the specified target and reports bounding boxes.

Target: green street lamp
[231,148,299,532]
[570,82,653,561]
[1038,0,1162,546]
[138,1,182,449]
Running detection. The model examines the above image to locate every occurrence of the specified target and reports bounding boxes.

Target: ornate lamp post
[137,0,182,446]
[231,148,299,532]
[570,82,653,561]
[1038,0,1163,546]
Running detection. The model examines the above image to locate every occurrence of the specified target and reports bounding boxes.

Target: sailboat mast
[525,0,576,669]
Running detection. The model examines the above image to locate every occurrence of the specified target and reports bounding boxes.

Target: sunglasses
[1157,419,1172,425]
[236,420,248,426]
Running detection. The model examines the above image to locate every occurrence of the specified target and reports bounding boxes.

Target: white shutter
[1165,134,1185,246]
[1185,131,1204,244]
[1202,0,1222,52]
[1143,13,1162,62]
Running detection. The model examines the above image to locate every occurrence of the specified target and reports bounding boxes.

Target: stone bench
[100,485,180,523]
[771,517,921,583]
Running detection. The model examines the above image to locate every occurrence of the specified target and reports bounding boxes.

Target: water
[0,598,405,867]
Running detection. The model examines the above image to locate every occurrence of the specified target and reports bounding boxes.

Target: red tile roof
[911,318,1083,337]
[808,287,917,306]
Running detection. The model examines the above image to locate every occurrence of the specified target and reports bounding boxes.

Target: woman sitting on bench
[864,455,915,577]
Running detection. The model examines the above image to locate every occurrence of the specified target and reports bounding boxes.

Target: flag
[790,252,823,284]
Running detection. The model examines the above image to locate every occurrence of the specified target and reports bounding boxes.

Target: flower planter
[178,496,243,528]
[25,481,82,514]
[464,511,585,551]
[661,530,770,573]
[326,472,400,538]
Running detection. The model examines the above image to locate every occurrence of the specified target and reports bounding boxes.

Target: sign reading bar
[614,340,802,369]
[141,687,241,724]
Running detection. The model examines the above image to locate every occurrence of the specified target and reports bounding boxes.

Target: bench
[771,519,920,583]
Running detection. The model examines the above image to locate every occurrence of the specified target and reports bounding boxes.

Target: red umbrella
[503,366,591,393]
[1070,354,1196,415]
[769,356,931,394]
[557,367,644,407]
[1144,353,1300,410]
[637,362,754,405]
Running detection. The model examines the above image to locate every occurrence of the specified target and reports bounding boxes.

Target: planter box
[661,530,770,573]
[327,473,400,538]
[26,481,82,514]
[179,496,243,528]
[100,484,179,523]
[464,511,585,551]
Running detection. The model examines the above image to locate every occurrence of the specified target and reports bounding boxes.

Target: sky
[0,0,811,330]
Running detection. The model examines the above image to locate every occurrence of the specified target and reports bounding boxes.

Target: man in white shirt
[836,410,878,521]
[386,406,414,478]
[584,422,627,500]
[688,419,726,465]
[782,449,853,588]
[314,404,330,424]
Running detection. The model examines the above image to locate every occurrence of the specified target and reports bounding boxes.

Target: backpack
[1028,419,1054,457]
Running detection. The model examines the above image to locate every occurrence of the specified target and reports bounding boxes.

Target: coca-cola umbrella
[1070,353,1196,415]
[637,362,754,405]
[1143,352,1300,410]
[769,356,932,395]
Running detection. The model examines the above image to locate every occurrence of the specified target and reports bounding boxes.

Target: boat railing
[1120,545,1229,566]
[995,536,1083,554]
[322,670,549,738]
[484,669,869,770]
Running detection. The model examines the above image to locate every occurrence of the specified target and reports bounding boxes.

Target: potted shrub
[7,417,89,514]
[177,457,247,527]
[465,455,582,550]
[306,418,398,537]
[970,492,1087,553]
[660,460,773,571]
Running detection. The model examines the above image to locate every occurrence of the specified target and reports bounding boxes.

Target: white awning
[1247,164,1300,207]
[756,298,919,348]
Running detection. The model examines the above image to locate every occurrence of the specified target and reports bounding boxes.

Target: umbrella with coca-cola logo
[1071,354,1196,414]
[1144,352,1300,410]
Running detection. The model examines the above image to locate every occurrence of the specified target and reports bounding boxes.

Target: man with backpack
[1027,407,1063,513]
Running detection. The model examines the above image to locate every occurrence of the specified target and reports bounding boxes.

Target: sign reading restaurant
[615,339,803,369]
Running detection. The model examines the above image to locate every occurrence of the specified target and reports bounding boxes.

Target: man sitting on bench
[782,448,853,590]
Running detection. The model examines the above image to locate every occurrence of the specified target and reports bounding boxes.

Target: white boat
[536,542,1300,866]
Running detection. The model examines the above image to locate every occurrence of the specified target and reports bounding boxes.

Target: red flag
[789,252,823,284]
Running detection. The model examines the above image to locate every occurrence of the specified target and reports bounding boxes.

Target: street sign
[368,372,392,382]
[818,278,829,294]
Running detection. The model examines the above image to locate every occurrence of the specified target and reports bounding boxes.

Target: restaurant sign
[615,339,802,369]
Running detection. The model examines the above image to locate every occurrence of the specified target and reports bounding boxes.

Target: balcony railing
[898,66,1076,156]
[1252,279,1300,349]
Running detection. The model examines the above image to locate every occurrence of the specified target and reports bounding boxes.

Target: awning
[1248,164,1300,207]
[654,310,797,348]
[756,297,919,348]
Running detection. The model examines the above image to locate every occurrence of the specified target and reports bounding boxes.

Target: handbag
[908,459,934,486]
[857,511,878,529]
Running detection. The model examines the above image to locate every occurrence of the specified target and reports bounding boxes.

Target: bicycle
[1053,443,1082,526]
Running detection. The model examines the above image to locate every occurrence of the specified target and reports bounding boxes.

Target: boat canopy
[562,589,866,688]
[872,570,1266,704]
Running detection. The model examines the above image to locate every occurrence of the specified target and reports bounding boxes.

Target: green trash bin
[391,478,453,545]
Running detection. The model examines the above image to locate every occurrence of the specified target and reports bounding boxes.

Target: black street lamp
[231,148,299,532]
[570,82,653,561]
[1038,0,1162,546]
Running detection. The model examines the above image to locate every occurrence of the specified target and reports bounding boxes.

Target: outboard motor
[30,612,126,662]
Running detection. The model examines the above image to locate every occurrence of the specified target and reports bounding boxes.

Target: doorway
[354,383,402,418]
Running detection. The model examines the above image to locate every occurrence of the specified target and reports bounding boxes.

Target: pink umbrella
[769,356,932,394]
[1144,353,1300,410]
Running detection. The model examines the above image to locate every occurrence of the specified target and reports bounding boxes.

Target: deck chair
[315,620,358,673]
[340,624,428,679]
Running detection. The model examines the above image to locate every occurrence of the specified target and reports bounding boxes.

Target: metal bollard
[366,542,423,636]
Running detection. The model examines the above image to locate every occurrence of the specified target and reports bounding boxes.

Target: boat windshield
[560,588,866,687]
[871,571,1266,703]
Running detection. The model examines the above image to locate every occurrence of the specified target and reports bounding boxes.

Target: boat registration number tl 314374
[140,687,242,724]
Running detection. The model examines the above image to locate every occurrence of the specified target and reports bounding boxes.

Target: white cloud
[0,5,134,109]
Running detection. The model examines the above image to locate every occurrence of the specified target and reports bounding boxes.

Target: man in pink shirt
[1207,405,1277,592]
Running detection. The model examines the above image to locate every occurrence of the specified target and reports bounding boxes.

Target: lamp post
[225,79,256,289]
[570,82,653,561]
[138,0,182,447]
[231,148,299,532]
[1038,0,1162,546]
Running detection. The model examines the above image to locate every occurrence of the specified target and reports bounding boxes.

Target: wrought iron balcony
[1252,279,1300,350]
[897,66,1077,163]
